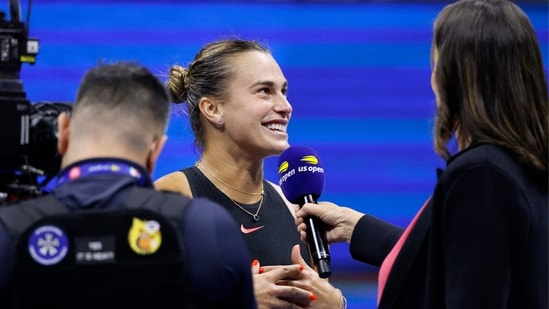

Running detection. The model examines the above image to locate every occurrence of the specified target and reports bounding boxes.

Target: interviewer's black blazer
[349,144,548,309]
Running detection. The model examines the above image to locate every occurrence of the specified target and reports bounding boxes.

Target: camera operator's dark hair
[74,61,171,152]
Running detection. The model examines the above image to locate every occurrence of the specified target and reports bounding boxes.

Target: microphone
[277,145,331,278]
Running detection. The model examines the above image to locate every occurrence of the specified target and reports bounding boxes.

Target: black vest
[0,187,201,309]
[182,166,311,266]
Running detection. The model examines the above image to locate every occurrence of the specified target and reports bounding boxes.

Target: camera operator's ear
[146,135,168,174]
[57,112,71,155]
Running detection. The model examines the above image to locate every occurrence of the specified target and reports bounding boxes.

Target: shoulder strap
[0,195,67,237]
[119,186,193,226]
[181,166,200,197]
[0,187,193,239]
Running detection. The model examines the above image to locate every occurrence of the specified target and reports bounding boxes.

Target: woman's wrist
[336,288,347,309]
[343,208,364,243]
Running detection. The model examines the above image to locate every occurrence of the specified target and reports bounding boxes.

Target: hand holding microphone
[278,145,332,278]
[296,200,365,245]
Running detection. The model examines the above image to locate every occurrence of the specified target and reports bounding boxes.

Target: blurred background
[15,0,548,307]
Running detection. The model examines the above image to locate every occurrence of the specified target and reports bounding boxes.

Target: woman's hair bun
[167,64,188,104]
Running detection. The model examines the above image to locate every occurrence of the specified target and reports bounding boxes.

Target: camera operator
[0,61,256,308]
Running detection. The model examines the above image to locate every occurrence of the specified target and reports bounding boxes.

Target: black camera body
[0,0,38,158]
[0,0,70,204]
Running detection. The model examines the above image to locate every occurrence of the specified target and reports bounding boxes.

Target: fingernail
[259,267,265,274]
[298,265,304,272]
[251,259,259,267]
[309,293,317,301]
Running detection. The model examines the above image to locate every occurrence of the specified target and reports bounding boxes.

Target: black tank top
[182,166,311,266]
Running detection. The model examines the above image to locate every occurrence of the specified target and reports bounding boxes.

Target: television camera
[0,0,71,204]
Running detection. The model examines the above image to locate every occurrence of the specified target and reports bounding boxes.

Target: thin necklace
[195,160,264,196]
[196,160,265,221]
[231,195,264,222]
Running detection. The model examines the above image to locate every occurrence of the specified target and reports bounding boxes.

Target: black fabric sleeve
[349,214,404,266]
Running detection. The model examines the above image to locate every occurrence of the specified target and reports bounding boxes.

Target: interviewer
[296,1,548,308]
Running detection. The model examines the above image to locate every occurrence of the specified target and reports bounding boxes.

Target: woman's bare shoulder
[154,171,193,197]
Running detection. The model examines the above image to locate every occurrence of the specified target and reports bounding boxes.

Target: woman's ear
[57,112,71,155]
[198,97,224,128]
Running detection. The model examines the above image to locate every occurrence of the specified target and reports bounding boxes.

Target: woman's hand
[251,259,315,309]
[295,201,364,244]
[276,244,347,309]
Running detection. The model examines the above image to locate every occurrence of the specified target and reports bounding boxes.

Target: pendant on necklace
[253,214,260,222]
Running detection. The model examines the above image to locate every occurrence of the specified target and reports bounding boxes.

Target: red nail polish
[298,265,304,272]
[310,293,317,301]
[251,259,259,267]
[259,267,265,274]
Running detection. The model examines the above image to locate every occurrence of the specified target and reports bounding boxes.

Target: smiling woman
[154,38,347,309]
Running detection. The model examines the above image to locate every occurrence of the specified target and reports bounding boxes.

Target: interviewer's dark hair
[167,39,270,151]
[432,0,548,172]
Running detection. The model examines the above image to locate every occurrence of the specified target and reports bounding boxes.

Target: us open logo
[278,155,324,186]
